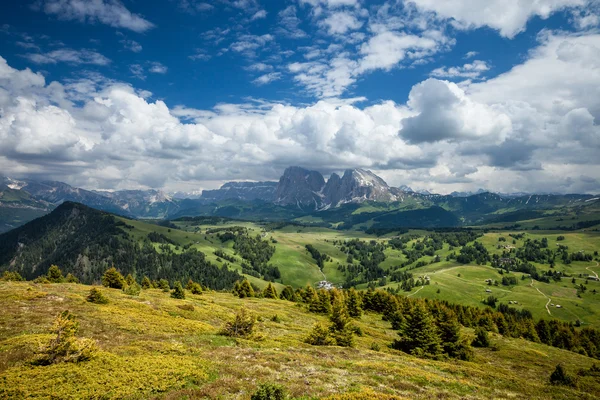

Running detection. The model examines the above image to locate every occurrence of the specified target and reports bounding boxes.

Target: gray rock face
[323,168,397,206]
[201,181,277,202]
[274,167,325,209]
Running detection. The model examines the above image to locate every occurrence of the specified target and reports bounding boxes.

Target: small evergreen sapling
[221,307,256,338]
[86,288,109,304]
[34,311,98,365]
[141,276,152,289]
[46,265,64,283]
[171,281,186,299]
[263,283,278,299]
[472,327,490,348]
[102,267,126,289]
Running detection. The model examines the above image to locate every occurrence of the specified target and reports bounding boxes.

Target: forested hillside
[0,202,241,289]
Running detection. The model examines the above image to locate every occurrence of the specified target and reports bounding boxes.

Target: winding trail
[586,262,599,279]
[530,279,552,316]
[407,286,424,297]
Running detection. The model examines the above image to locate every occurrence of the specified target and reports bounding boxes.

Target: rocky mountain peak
[323,168,395,206]
[275,167,325,209]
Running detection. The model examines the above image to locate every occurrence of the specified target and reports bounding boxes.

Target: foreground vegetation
[1,280,600,399]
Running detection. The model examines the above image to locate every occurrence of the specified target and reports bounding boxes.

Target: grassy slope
[1,281,599,399]
[124,218,600,328]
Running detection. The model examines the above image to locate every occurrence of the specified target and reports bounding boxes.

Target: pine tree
[125,274,135,286]
[102,267,126,289]
[329,296,354,347]
[186,279,195,290]
[141,276,151,289]
[46,265,64,283]
[305,323,334,346]
[190,282,203,295]
[550,364,576,386]
[472,327,490,347]
[536,319,552,345]
[346,288,362,318]
[221,307,256,338]
[158,279,170,292]
[65,273,79,283]
[86,288,109,304]
[309,289,332,314]
[124,282,141,296]
[279,285,296,301]
[301,284,318,303]
[437,308,471,359]
[171,281,186,299]
[393,303,442,358]
[263,283,278,299]
[238,280,255,298]
[34,311,98,365]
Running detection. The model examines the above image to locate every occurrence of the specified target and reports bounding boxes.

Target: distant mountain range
[1,169,599,233]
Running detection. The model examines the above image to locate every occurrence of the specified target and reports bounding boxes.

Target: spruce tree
[158,279,170,292]
[171,281,186,299]
[102,267,126,289]
[238,280,255,298]
[301,284,318,303]
[125,274,135,286]
[329,296,354,347]
[472,327,490,347]
[86,288,109,304]
[550,364,576,386]
[309,289,332,314]
[279,285,296,301]
[393,303,442,358]
[346,288,362,318]
[141,276,151,289]
[186,279,195,290]
[46,265,64,283]
[190,282,203,295]
[437,308,470,358]
[263,283,278,299]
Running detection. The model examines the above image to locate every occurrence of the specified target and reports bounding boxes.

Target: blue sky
[0,0,599,194]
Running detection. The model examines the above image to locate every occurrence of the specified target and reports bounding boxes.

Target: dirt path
[586,262,599,279]
[407,286,424,297]
[530,279,552,316]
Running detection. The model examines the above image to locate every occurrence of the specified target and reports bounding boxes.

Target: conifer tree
[301,284,318,303]
[437,308,471,359]
[393,302,442,358]
[472,327,490,347]
[190,282,203,295]
[550,364,576,386]
[34,311,98,365]
[46,265,64,283]
[186,279,195,290]
[86,288,109,304]
[263,283,278,299]
[309,289,332,314]
[65,273,79,283]
[141,276,151,289]
[237,280,255,298]
[305,323,334,346]
[346,288,362,318]
[171,281,186,299]
[102,267,126,289]
[279,285,296,301]
[158,279,170,292]
[536,319,552,345]
[329,296,354,347]
[125,273,135,286]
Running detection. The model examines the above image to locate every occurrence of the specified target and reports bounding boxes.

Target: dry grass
[0,281,599,399]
